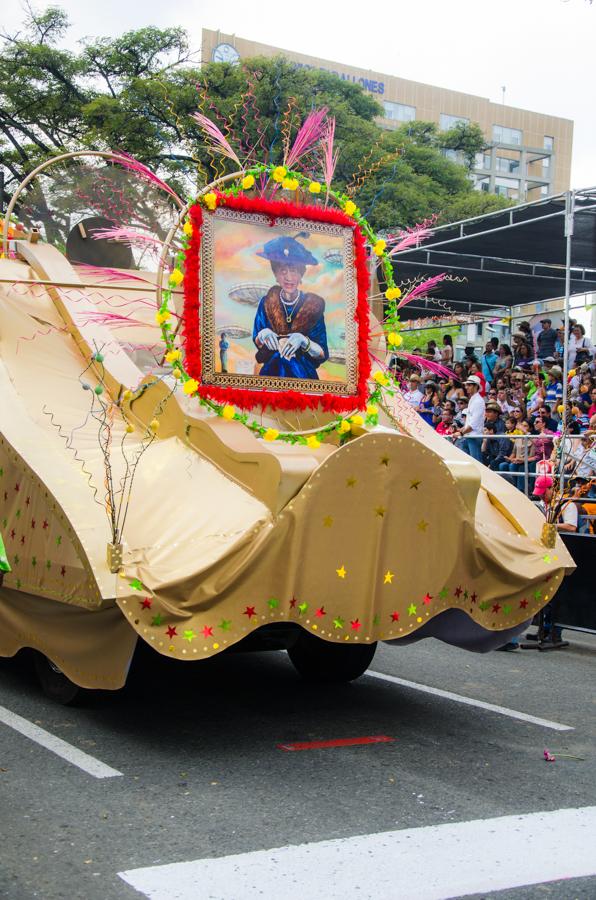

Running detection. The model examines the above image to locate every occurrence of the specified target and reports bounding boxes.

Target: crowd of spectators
[394,318,596,516]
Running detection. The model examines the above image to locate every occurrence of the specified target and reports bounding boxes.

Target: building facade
[202,29,574,201]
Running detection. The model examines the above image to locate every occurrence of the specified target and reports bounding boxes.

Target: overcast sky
[4,0,595,188]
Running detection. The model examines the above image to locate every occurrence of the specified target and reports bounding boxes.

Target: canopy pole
[560,189,575,492]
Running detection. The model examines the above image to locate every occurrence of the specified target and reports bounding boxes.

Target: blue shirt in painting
[253,287,329,380]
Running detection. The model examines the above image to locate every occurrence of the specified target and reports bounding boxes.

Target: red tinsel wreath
[182,192,371,413]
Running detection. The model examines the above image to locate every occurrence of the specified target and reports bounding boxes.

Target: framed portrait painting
[182,193,371,411]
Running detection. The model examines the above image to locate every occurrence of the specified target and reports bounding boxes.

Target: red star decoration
[545,574,553,582]
[289,597,297,608]
[141,598,152,609]
[42,520,49,530]
[391,611,400,622]
[471,592,477,604]
[454,586,463,598]
[3,492,7,502]
[25,497,30,506]
[492,603,501,614]
[423,593,432,605]
[20,535,25,545]
[202,625,213,637]
[519,598,528,609]
[60,565,66,576]
[10,529,15,540]
[166,626,177,638]
[350,618,362,630]
[31,519,36,529]
[244,605,256,618]
[315,607,326,617]
[14,483,20,492]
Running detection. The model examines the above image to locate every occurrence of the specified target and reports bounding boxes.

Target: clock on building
[211,43,240,64]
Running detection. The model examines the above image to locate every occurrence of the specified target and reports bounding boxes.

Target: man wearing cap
[545,365,563,414]
[453,375,486,462]
[253,236,329,379]
[403,373,423,408]
[537,318,558,360]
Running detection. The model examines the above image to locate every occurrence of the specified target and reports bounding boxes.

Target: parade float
[0,107,574,702]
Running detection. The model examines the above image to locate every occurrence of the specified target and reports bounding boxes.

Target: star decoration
[479,600,490,611]
[503,604,512,615]
[56,536,62,546]
[267,597,280,609]
[290,597,297,608]
[315,607,326,617]
[543,554,552,563]
[60,566,66,577]
[454,586,463,598]
[31,519,36,530]
[20,536,25,546]
[417,519,428,532]
[471,592,477,604]
[16,509,21,519]
[384,570,395,584]
[533,589,542,600]
[183,629,196,642]
[141,598,152,609]
[166,626,177,638]
[346,477,357,488]
[423,593,432,606]
[373,614,380,626]
[129,578,143,591]
[333,616,345,629]
[439,587,448,601]
[14,483,19,492]
[323,516,334,527]
[10,529,15,540]
[46,560,51,570]
[519,598,528,609]
[350,619,362,630]
[202,625,213,637]
[463,590,469,600]
[380,455,390,467]
[25,497,30,506]
[31,556,37,567]
[408,603,417,616]
[298,602,308,615]
[391,611,400,622]
[243,605,256,618]
[410,479,421,490]
[219,619,232,631]
[492,603,501,614]
[42,520,48,530]
[13,554,19,565]
[375,506,386,518]
[151,614,164,627]
[336,565,347,579]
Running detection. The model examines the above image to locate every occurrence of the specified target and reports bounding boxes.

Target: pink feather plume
[387,216,438,256]
[110,152,183,205]
[397,274,448,309]
[320,116,339,190]
[90,226,163,249]
[190,112,242,167]
[396,352,455,380]
[285,108,328,170]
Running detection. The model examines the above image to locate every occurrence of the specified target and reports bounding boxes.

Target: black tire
[287,630,377,683]
[34,653,83,705]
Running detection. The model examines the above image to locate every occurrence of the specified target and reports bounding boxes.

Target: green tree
[0,7,510,230]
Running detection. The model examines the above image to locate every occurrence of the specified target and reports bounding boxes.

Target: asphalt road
[0,628,595,900]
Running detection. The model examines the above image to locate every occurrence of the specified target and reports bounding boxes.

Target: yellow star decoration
[323,516,334,528]
[380,455,390,466]
[346,477,357,488]
[384,570,395,584]
[417,519,429,532]
[375,506,386,518]
[410,479,421,490]
[336,565,347,579]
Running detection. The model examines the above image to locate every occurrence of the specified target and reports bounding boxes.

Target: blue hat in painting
[256,236,318,266]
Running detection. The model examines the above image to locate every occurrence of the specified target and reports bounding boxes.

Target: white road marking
[367,670,574,731]
[119,806,596,900]
[0,704,123,779]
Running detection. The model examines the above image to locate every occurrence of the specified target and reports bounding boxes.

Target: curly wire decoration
[41,405,104,513]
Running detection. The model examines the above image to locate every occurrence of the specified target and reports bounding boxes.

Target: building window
[472,174,490,192]
[544,135,554,150]
[474,152,491,170]
[495,155,520,174]
[494,176,520,200]
[493,124,522,146]
[440,113,470,130]
[383,100,416,122]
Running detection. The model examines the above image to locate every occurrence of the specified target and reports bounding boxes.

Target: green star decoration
[298,602,308,615]
[479,601,490,611]
[0,468,3,476]
[439,587,448,600]
[46,560,51,570]
[534,589,542,600]
[502,604,512,615]
[129,578,143,591]
[16,579,21,589]
[151,614,164,627]
[183,629,196,642]
[219,619,232,631]
[13,554,19,565]
[543,554,552,563]
[267,597,279,609]
[56,536,62,546]
[408,603,417,616]
[373,614,380,626]
[333,616,345,629]
[15,509,21,519]
[31,556,37,567]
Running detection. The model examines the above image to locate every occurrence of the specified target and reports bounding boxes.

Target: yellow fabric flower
[168,268,184,286]
[344,200,357,216]
[125,423,135,434]
[222,404,236,420]
[183,220,193,236]
[173,368,182,379]
[122,389,133,402]
[282,177,299,190]
[165,349,181,363]
[568,369,576,378]
[149,418,160,433]
[272,166,287,183]
[337,420,352,434]
[263,428,279,442]
[242,174,255,190]
[373,239,387,256]
[387,332,403,348]
[308,181,322,194]
[350,414,364,427]
[183,378,199,395]
[385,286,402,300]
[366,404,378,416]
[306,435,321,449]
[373,370,390,386]
[203,192,218,210]
[155,309,172,325]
